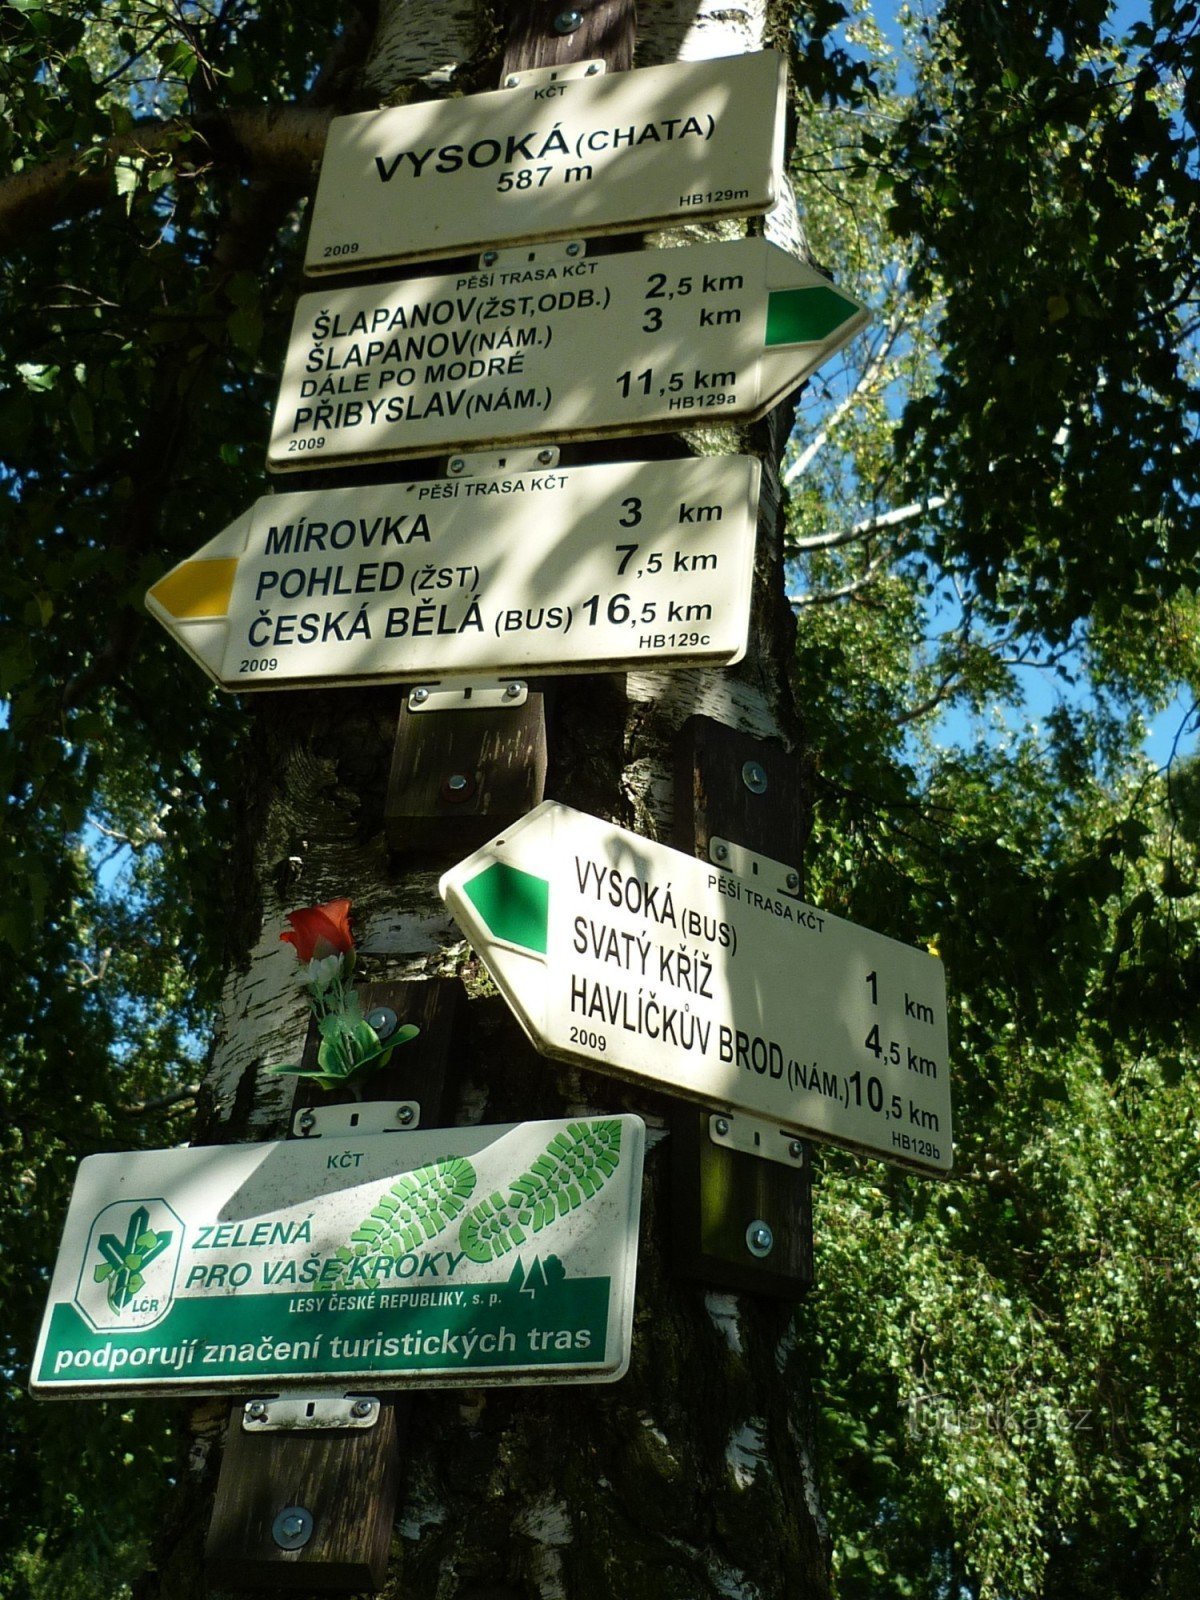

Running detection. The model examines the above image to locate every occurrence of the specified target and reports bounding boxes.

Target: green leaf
[227,305,263,356]
[316,1036,352,1078]
[68,390,94,454]
[157,39,197,79]
[16,362,59,392]
[225,272,260,309]
[0,389,33,452]
[350,1020,382,1056]
[114,158,140,205]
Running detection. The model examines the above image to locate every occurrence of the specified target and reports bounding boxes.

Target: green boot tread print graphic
[459,1119,623,1263]
[333,1120,623,1287]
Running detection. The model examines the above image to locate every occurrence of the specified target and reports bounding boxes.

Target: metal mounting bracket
[445,445,561,478]
[292,1101,420,1139]
[708,1112,808,1171]
[502,60,605,90]
[478,239,587,271]
[241,1393,381,1433]
[407,680,528,713]
[708,836,800,898]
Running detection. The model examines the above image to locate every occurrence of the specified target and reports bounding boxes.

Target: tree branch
[789,550,889,606]
[782,307,909,485]
[115,1085,201,1116]
[790,494,948,552]
[894,669,965,726]
[67,950,113,989]
[0,105,333,255]
[91,817,168,852]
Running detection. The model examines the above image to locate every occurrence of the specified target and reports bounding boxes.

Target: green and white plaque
[32,1116,645,1397]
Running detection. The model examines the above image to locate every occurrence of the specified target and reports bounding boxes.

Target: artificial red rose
[280,899,354,963]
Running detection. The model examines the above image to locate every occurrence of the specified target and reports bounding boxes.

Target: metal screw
[505,74,519,87]
[396,1104,416,1126]
[585,62,601,74]
[745,1220,774,1258]
[448,457,466,474]
[714,1116,730,1137]
[246,1400,268,1422]
[742,760,768,795]
[410,686,429,706]
[350,1399,374,1419]
[441,770,476,804]
[713,842,728,863]
[504,680,524,699]
[272,1506,314,1551]
[785,871,799,891]
[297,1109,316,1136]
[366,1005,398,1040]
[565,241,582,257]
[554,8,583,32]
[788,1139,804,1160]
[481,250,498,267]
[537,448,555,465]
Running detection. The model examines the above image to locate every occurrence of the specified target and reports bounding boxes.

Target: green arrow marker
[463,862,549,954]
[764,286,859,346]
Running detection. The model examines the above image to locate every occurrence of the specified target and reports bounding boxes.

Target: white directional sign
[32,1116,645,1397]
[304,52,786,274]
[268,237,869,471]
[144,458,758,690]
[441,804,952,1174]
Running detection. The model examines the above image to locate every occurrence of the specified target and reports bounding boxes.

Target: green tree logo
[92,1206,173,1315]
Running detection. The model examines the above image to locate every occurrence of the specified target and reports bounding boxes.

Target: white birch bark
[183,6,833,1598]
[364,0,495,95]
[208,0,804,1130]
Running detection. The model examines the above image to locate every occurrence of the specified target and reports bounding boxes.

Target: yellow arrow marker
[148,558,238,620]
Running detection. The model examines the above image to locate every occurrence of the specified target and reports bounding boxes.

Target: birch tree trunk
[140,4,832,1596]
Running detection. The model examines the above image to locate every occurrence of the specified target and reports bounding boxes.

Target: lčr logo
[74,1199,183,1332]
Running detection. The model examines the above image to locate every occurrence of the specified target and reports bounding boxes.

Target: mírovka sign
[440,804,952,1175]
[144,458,759,690]
[304,51,786,274]
[32,1116,645,1397]
[267,237,869,471]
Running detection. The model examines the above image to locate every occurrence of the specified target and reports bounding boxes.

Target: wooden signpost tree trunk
[137,3,834,1595]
